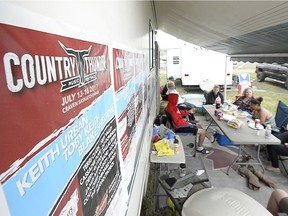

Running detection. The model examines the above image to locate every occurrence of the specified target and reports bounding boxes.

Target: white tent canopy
[153,1,288,63]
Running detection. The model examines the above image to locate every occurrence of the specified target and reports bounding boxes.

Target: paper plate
[248,122,264,130]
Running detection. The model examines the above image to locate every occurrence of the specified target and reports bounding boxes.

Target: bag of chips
[153,139,175,156]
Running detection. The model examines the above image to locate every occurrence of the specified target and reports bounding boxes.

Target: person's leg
[196,123,214,142]
[267,145,280,168]
[267,189,288,215]
[176,126,208,153]
[197,128,205,147]
[267,144,288,169]
[280,131,288,143]
[196,128,210,154]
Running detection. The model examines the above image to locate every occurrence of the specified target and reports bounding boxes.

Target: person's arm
[252,110,256,120]
[233,96,242,106]
[180,109,190,116]
[205,92,213,104]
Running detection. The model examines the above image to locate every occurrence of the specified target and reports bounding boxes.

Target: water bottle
[153,127,158,138]
[265,124,272,138]
[168,132,174,148]
[153,127,160,143]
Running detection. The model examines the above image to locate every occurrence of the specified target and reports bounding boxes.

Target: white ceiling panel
[153,1,288,63]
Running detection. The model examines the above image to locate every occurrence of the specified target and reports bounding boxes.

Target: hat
[168,76,175,81]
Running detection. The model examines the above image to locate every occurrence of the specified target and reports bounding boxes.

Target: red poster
[112,49,134,92]
[0,24,111,178]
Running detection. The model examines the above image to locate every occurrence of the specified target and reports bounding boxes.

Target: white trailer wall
[166,49,181,79]
[181,48,233,87]
[0,2,157,216]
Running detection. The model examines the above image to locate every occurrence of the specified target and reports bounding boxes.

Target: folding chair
[271,101,288,173]
[237,73,251,95]
[279,155,288,175]
[272,100,288,136]
[165,110,198,157]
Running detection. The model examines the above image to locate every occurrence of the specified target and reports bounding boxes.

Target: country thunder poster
[0,14,128,216]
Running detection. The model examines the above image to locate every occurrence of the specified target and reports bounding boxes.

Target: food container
[174,143,179,153]
[255,119,260,128]
[217,112,222,120]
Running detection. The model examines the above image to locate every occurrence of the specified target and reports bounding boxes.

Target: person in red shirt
[166,93,213,154]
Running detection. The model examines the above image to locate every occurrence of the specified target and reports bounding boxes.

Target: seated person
[233,87,255,114]
[267,189,288,215]
[166,81,196,112]
[205,85,224,105]
[266,131,288,173]
[165,93,214,154]
[250,97,276,128]
[161,76,175,101]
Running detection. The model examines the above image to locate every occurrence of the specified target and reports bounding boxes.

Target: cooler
[216,129,239,146]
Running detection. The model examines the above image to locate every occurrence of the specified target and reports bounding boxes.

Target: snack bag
[153,139,175,156]
[227,119,244,129]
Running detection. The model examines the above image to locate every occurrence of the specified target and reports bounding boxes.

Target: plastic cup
[153,128,158,137]
[255,119,260,128]
[168,132,174,139]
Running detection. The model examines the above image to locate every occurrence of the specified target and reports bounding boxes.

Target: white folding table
[203,105,281,174]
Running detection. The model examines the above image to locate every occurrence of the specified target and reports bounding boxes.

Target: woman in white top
[250,97,276,128]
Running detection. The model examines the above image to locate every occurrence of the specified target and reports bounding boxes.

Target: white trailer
[166,46,233,88]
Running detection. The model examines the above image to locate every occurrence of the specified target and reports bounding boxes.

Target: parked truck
[255,63,288,89]
[166,46,233,89]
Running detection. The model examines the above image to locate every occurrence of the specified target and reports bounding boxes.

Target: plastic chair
[182,187,273,216]
[165,110,198,157]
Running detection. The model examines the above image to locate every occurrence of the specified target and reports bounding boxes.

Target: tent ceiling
[153,1,288,63]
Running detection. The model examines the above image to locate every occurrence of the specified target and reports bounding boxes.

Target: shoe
[210,135,216,143]
[197,148,209,154]
[187,143,195,148]
[266,166,281,174]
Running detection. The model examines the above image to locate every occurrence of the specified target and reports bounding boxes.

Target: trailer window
[173,56,179,64]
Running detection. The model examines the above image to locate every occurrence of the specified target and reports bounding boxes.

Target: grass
[160,69,288,116]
